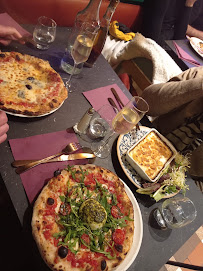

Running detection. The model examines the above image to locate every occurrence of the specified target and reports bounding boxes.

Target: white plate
[117,179,143,271]
[1,101,64,118]
[189,37,203,58]
[117,126,150,189]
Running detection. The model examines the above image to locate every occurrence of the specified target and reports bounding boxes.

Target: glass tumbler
[154,196,197,229]
[33,16,57,50]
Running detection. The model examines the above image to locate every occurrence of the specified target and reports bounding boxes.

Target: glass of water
[87,105,114,140]
[154,196,197,229]
[33,16,57,50]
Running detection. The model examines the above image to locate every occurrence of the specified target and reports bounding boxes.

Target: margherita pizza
[0,51,67,116]
[32,164,134,271]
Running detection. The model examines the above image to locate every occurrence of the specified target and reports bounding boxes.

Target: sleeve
[141,67,203,116]
[174,5,193,39]
[189,0,202,25]
[141,0,170,42]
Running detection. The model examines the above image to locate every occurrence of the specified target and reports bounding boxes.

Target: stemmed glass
[33,16,57,50]
[65,23,98,92]
[90,96,149,158]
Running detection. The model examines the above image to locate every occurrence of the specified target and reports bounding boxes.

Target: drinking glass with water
[33,16,57,50]
[154,196,197,229]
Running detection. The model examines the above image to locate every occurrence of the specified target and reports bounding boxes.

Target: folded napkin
[9,129,86,203]
[173,41,200,66]
[0,13,30,36]
[83,83,129,111]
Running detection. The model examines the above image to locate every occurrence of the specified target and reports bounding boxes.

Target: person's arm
[141,67,203,116]
[0,111,9,144]
[0,25,24,46]
[174,0,197,39]
[187,24,203,40]
[141,0,170,43]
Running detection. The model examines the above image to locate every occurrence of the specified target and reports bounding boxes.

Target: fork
[12,142,81,168]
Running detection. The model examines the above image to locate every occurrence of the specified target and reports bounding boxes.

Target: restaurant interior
[0,0,202,271]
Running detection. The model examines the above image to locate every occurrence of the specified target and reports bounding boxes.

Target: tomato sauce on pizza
[0,51,67,116]
[32,165,134,271]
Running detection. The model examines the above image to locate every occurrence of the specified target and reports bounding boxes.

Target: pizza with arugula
[32,164,134,271]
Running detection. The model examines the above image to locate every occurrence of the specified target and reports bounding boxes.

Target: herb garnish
[53,166,133,259]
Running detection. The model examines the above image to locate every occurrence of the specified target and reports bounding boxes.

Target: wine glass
[153,196,197,229]
[90,96,149,158]
[65,23,98,92]
[33,16,57,50]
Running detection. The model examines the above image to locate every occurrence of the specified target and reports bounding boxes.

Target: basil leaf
[52,231,66,238]
[59,195,65,202]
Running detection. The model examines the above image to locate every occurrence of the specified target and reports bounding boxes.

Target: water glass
[88,105,113,139]
[33,16,57,50]
[154,196,197,229]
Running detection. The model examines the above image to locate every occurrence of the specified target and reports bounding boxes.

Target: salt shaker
[74,108,95,134]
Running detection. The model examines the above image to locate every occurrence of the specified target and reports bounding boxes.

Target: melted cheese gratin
[129,131,173,180]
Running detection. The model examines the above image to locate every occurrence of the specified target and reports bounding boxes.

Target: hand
[185,0,197,7]
[0,111,9,144]
[0,25,24,46]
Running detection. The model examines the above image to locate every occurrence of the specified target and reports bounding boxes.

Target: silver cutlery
[15,152,95,174]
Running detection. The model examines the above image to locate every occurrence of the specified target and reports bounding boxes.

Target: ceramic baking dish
[126,128,177,182]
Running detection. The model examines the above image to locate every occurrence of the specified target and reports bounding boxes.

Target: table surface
[165,39,203,69]
[0,26,203,271]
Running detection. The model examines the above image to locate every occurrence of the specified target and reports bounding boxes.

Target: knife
[110,87,124,109]
[18,35,37,46]
[107,97,119,113]
[15,153,96,174]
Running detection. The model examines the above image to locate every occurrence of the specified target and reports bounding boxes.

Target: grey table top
[165,39,203,69]
[0,26,203,271]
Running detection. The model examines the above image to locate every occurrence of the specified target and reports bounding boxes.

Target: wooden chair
[115,58,152,96]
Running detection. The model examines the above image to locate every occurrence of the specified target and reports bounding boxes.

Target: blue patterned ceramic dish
[117,126,150,188]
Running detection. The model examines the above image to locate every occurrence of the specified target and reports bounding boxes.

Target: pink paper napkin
[83,83,130,111]
[0,13,30,36]
[9,129,86,203]
[173,41,200,66]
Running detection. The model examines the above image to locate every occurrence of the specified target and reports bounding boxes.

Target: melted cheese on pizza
[32,165,134,271]
[0,52,67,115]
[129,131,173,180]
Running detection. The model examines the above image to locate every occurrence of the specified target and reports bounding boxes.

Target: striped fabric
[166,113,203,191]
[166,113,203,154]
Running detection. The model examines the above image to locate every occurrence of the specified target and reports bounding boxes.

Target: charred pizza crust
[32,164,134,271]
[0,51,67,116]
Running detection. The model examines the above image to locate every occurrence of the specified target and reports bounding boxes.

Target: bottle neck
[102,0,120,26]
[76,0,103,28]
[86,0,103,17]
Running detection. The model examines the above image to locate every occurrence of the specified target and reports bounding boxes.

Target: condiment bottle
[85,0,120,67]
[61,0,103,75]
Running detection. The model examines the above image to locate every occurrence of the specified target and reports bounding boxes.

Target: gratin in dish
[126,129,176,182]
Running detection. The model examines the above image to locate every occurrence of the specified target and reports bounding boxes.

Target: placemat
[83,83,129,111]
[9,129,85,203]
